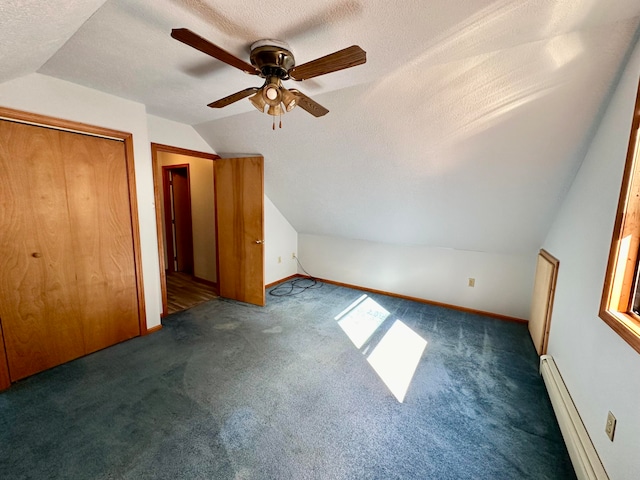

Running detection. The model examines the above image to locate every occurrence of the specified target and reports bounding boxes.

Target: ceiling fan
[171,28,366,127]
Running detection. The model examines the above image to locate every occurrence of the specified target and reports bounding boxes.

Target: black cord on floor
[268,256,323,297]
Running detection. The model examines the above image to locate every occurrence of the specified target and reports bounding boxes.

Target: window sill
[599,309,640,354]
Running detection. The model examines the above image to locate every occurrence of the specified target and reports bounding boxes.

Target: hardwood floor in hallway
[166,272,217,314]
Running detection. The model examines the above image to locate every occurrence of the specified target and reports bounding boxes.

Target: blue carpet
[0,280,575,479]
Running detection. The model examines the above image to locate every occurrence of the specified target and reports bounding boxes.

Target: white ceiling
[2,0,640,254]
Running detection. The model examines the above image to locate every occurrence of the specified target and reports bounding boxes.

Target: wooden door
[529,249,559,355]
[215,156,265,306]
[172,168,194,274]
[0,119,141,381]
[61,132,141,354]
[0,121,86,380]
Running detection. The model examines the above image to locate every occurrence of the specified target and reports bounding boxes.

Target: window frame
[600,78,640,355]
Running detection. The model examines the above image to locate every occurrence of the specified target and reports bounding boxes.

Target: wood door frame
[540,249,559,355]
[151,143,220,317]
[162,164,193,274]
[530,249,560,355]
[0,107,148,390]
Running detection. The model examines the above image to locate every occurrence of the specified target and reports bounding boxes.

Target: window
[600,78,640,354]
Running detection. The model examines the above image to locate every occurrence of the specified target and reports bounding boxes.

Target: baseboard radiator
[539,355,609,480]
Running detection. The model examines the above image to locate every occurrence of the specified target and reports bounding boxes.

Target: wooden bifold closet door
[0,119,141,382]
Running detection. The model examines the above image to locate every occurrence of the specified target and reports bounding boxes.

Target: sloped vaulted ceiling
[3,0,640,255]
[0,0,108,83]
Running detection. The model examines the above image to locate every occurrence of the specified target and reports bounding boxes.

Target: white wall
[299,234,535,319]
[264,196,299,286]
[542,37,640,480]
[147,114,215,152]
[0,73,163,329]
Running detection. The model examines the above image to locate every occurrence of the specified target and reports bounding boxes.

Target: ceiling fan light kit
[280,88,297,112]
[171,28,366,128]
[261,77,283,106]
[248,90,267,113]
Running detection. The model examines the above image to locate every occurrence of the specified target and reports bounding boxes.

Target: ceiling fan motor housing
[250,40,295,79]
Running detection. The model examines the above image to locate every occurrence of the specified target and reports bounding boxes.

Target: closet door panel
[0,121,85,380]
[61,133,140,354]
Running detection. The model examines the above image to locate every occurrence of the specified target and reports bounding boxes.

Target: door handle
[255,240,264,244]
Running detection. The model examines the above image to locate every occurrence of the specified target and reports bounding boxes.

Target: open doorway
[163,165,194,275]
[152,144,220,315]
[152,144,266,314]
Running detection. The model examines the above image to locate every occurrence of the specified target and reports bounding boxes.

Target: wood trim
[145,324,163,335]
[266,274,301,289]
[539,249,560,355]
[0,320,11,391]
[542,249,559,354]
[152,153,169,317]
[600,310,640,353]
[123,136,148,336]
[150,143,220,318]
[274,274,528,324]
[539,248,559,267]
[151,143,220,160]
[599,78,640,355]
[0,106,133,140]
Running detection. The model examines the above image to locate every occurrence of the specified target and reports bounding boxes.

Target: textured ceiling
[2,0,640,254]
[0,0,107,83]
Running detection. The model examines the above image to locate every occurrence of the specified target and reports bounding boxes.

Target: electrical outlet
[468,278,475,287]
[277,256,282,264]
[605,411,616,441]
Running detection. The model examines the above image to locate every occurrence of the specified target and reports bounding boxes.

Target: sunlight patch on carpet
[367,320,427,403]
[335,295,389,348]
[335,296,427,402]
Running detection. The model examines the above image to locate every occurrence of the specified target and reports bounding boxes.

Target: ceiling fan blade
[207,87,260,108]
[289,89,329,117]
[171,28,260,75]
[288,45,366,81]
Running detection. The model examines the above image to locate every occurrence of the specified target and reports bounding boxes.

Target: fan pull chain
[272,116,275,130]
[279,114,282,129]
